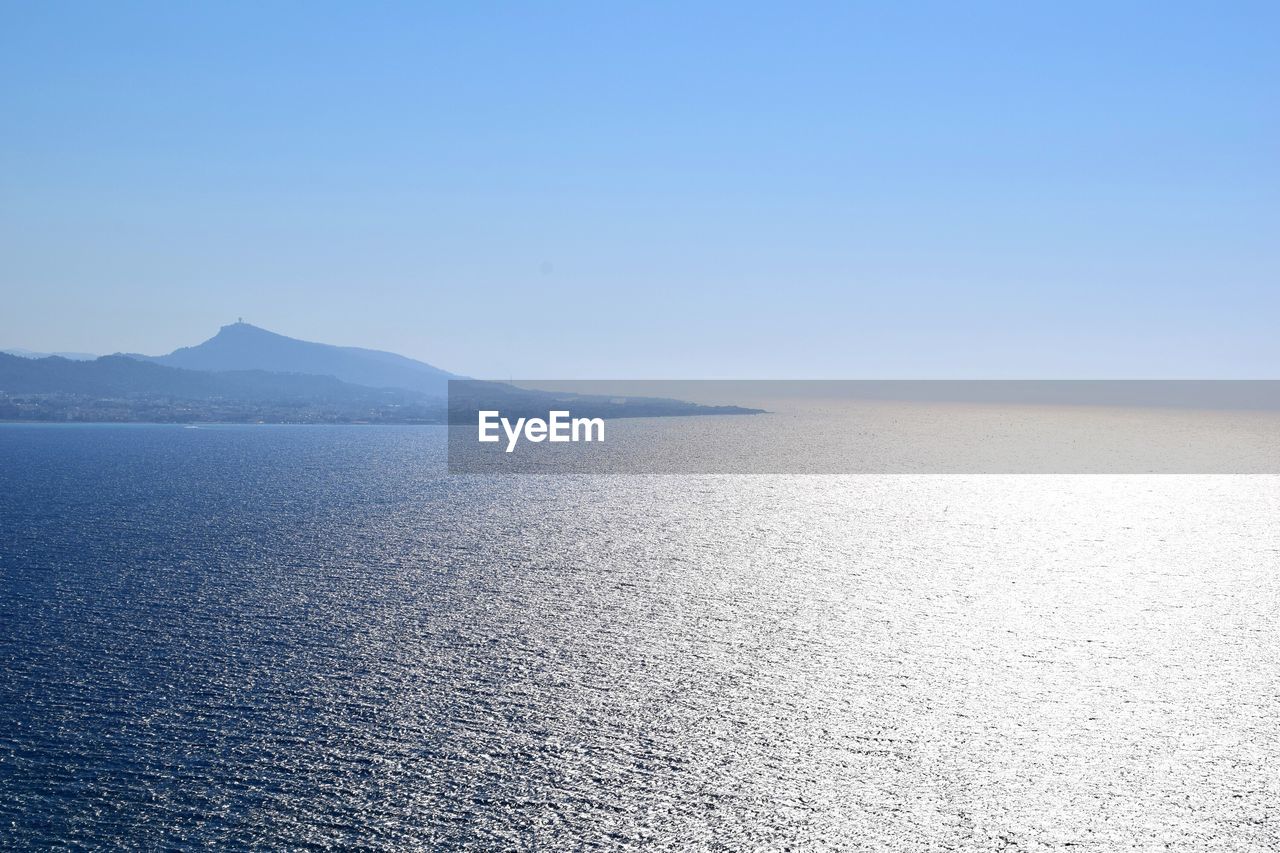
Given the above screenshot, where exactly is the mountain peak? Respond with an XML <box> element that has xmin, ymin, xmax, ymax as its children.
<box><xmin>148</xmin><ymin>323</ymin><xmax>458</xmax><ymax>396</ymax></box>
<box><xmin>215</xmin><ymin>320</ymin><xmax>273</xmax><ymax>336</ymax></box>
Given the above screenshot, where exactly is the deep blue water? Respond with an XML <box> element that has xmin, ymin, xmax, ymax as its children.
<box><xmin>3</xmin><ymin>424</ymin><xmax>1278</xmax><ymax>850</ymax></box>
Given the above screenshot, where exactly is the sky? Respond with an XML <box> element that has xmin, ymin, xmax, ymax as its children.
<box><xmin>2</xmin><ymin>1</ymin><xmax>1276</xmax><ymax>378</ymax></box>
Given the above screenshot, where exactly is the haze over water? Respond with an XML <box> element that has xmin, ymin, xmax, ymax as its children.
<box><xmin>2</xmin><ymin>423</ymin><xmax>1276</xmax><ymax>850</ymax></box>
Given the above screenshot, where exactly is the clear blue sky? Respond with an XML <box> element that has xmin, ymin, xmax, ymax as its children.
<box><xmin>2</xmin><ymin>1</ymin><xmax>1276</xmax><ymax>377</ymax></box>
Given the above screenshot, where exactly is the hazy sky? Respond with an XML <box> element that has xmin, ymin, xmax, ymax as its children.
<box><xmin>2</xmin><ymin>2</ymin><xmax>1276</xmax><ymax>377</ymax></box>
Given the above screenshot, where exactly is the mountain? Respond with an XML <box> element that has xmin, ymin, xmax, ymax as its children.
<box><xmin>0</xmin><ymin>352</ymin><xmax>426</xmax><ymax>403</ymax></box>
<box><xmin>3</xmin><ymin>348</ymin><xmax>97</xmax><ymax>361</ymax></box>
<box><xmin>4</xmin><ymin>324</ymin><xmax>764</xmax><ymax>424</ymax></box>
<box><xmin>0</xmin><ymin>353</ymin><xmax>759</xmax><ymax>424</ymax></box>
<box><xmin>0</xmin><ymin>352</ymin><xmax>444</xmax><ymax>423</ymax></box>
<box><xmin>137</xmin><ymin>322</ymin><xmax>458</xmax><ymax>396</ymax></box>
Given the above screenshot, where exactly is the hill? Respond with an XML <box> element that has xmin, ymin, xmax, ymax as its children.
<box><xmin>138</xmin><ymin>322</ymin><xmax>457</xmax><ymax>396</ymax></box>
<box><xmin>0</xmin><ymin>353</ymin><xmax>442</xmax><ymax>423</ymax></box>
<box><xmin>2</xmin><ymin>348</ymin><xmax>97</xmax><ymax>361</ymax></box>
<box><xmin>0</xmin><ymin>353</ymin><xmax>422</xmax><ymax>401</ymax></box>
<box><xmin>2</xmin><ymin>326</ymin><xmax>765</xmax><ymax>424</ymax></box>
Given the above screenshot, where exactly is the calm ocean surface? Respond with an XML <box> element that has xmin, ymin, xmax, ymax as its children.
<box><xmin>2</xmin><ymin>424</ymin><xmax>1277</xmax><ymax>850</ymax></box>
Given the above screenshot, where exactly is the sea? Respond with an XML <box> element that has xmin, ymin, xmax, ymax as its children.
<box><xmin>2</xmin><ymin>423</ymin><xmax>1277</xmax><ymax>850</ymax></box>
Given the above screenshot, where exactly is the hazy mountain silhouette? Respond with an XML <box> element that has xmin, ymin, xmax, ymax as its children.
<box><xmin>3</xmin><ymin>348</ymin><xmax>97</xmax><ymax>361</ymax></box>
<box><xmin>3</xmin><ymin>323</ymin><xmax>766</xmax><ymax>423</ymax></box>
<box><xmin>137</xmin><ymin>322</ymin><xmax>458</xmax><ymax>395</ymax></box>
<box><xmin>0</xmin><ymin>352</ymin><xmax>423</xmax><ymax>403</ymax></box>
<box><xmin>0</xmin><ymin>353</ymin><xmax>759</xmax><ymax>424</ymax></box>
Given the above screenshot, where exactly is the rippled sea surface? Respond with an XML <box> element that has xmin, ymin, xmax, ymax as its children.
<box><xmin>2</xmin><ymin>424</ymin><xmax>1278</xmax><ymax>850</ymax></box>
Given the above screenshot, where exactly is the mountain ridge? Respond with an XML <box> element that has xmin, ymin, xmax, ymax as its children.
<box><xmin>0</xmin><ymin>351</ymin><xmax>443</xmax><ymax>423</ymax></box>
<box><xmin>0</xmin><ymin>352</ymin><xmax>429</xmax><ymax>402</ymax></box>
<box><xmin>3</xmin><ymin>348</ymin><xmax>97</xmax><ymax>361</ymax></box>
<box><xmin>135</xmin><ymin>322</ymin><xmax>459</xmax><ymax>396</ymax></box>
